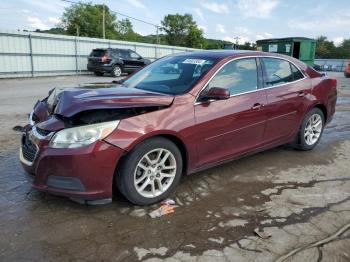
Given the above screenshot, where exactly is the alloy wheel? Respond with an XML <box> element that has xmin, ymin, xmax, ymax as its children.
<box><xmin>304</xmin><ymin>113</ymin><xmax>323</xmax><ymax>145</ymax></box>
<box><xmin>113</xmin><ymin>66</ymin><xmax>122</xmax><ymax>77</ymax></box>
<box><xmin>134</xmin><ymin>148</ymin><xmax>177</xmax><ymax>198</ymax></box>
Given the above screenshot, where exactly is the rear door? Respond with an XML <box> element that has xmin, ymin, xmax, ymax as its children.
<box><xmin>194</xmin><ymin>58</ymin><xmax>268</xmax><ymax>167</ymax></box>
<box><xmin>260</xmin><ymin>57</ymin><xmax>310</xmax><ymax>143</ymax></box>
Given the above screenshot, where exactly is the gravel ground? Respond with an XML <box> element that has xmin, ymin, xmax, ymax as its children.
<box><xmin>0</xmin><ymin>73</ymin><xmax>349</xmax><ymax>262</ymax></box>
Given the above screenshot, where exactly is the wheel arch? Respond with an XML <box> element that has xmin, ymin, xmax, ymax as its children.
<box><xmin>293</xmin><ymin>103</ymin><xmax>328</xmax><ymax>147</ymax></box>
<box><xmin>313</xmin><ymin>103</ymin><xmax>327</xmax><ymax>122</ymax></box>
<box><xmin>156</xmin><ymin>134</ymin><xmax>188</xmax><ymax>175</ymax></box>
<box><xmin>112</xmin><ymin>63</ymin><xmax>123</xmax><ymax>69</ymax></box>
<box><xmin>115</xmin><ymin>133</ymin><xmax>189</xmax><ymax>177</ymax></box>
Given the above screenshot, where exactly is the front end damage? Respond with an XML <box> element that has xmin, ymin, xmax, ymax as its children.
<box><xmin>19</xmin><ymin>83</ymin><xmax>174</xmax><ymax>204</ymax></box>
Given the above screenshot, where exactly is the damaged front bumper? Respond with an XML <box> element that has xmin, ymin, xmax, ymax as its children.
<box><xmin>20</xmin><ymin>128</ymin><xmax>125</xmax><ymax>204</ymax></box>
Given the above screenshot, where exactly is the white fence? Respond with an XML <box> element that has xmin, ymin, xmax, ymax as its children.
<box><xmin>0</xmin><ymin>29</ymin><xmax>198</xmax><ymax>78</ymax></box>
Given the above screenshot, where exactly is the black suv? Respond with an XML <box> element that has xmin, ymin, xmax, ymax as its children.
<box><xmin>87</xmin><ymin>48</ymin><xmax>151</xmax><ymax>77</ymax></box>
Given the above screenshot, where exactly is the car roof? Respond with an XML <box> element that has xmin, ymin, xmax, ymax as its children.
<box><xmin>172</xmin><ymin>49</ymin><xmax>300</xmax><ymax>62</ymax></box>
<box><xmin>92</xmin><ymin>48</ymin><xmax>131</xmax><ymax>51</ymax></box>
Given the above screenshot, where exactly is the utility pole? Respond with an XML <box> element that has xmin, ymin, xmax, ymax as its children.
<box><xmin>102</xmin><ymin>4</ymin><xmax>106</xmax><ymax>39</ymax></box>
<box><xmin>234</xmin><ymin>36</ymin><xmax>240</xmax><ymax>49</ymax></box>
<box><xmin>156</xmin><ymin>26</ymin><xmax>160</xmax><ymax>44</ymax></box>
<box><xmin>76</xmin><ymin>25</ymin><xmax>80</xmax><ymax>75</ymax></box>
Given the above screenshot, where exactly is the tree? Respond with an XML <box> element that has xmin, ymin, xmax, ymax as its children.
<box><xmin>161</xmin><ymin>13</ymin><xmax>205</xmax><ymax>48</ymax></box>
<box><xmin>117</xmin><ymin>18</ymin><xmax>139</xmax><ymax>41</ymax></box>
<box><xmin>35</xmin><ymin>27</ymin><xmax>66</xmax><ymax>35</ymax></box>
<box><xmin>186</xmin><ymin>24</ymin><xmax>205</xmax><ymax>48</ymax></box>
<box><xmin>61</xmin><ymin>3</ymin><xmax>142</xmax><ymax>41</ymax></box>
<box><xmin>315</xmin><ymin>36</ymin><xmax>335</xmax><ymax>58</ymax></box>
<box><xmin>238</xmin><ymin>42</ymin><xmax>257</xmax><ymax>50</ymax></box>
<box><xmin>61</xmin><ymin>3</ymin><xmax>118</xmax><ymax>38</ymax></box>
<box><xmin>205</xmin><ymin>38</ymin><xmax>231</xmax><ymax>49</ymax></box>
<box><xmin>336</xmin><ymin>39</ymin><xmax>350</xmax><ymax>59</ymax></box>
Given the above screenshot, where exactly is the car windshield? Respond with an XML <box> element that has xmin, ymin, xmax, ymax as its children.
<box><xmin>122</xmin><ymin>56</ymin><xmax>217</xmax><ymax>94</ymax></box>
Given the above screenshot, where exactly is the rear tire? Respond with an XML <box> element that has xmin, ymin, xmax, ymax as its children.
<box><xmin>293</xmin><ymin>108</ymin><xmax>324</xmax><ymax>151</ymax></box>
<box><xmin>116</xmin><ymin>137</ymin><xmax>183</xmax><ymax>205</ymax></box>
<box><xmin>112</xmin><ymin>65</ymin><xmax>122</xmax><ymax>77</ymax></box>
<box><xmin>94</xmin><ymin>72</ymin><xmax>104</xmax><ymax>76</ymax></box>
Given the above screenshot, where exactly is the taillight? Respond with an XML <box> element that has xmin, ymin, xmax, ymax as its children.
<box><xmin>101</xmin><ymin>55</ymin><xmax>109</xmax><ymax>63</ymax></box>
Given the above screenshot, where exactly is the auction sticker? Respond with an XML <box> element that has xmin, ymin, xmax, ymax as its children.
<box><xmin>182</xmin><ymin>59</ymin><xmax>206</xmax><ymax>64</ymax></box>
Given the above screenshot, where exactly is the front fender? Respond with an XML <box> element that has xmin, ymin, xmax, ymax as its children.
<box><xmin>104</xmin><ymin>94</ymin><xmax>197</xmax><ymax>172</ymax></box>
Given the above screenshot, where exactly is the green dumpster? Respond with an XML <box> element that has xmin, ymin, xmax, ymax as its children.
<box><xmin>256</xmin><ymin>37</ymin><xmax>316</xmax><ymax>66</ymax></box>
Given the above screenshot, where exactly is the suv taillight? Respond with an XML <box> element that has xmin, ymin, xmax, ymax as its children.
<box><xmin>101</xmin><ymin>54</ymin><xmax>109</xmax><ymax>63</ymax></box>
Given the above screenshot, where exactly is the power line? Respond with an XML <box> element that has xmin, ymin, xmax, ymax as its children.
<box><xmin>111</xmin><ymin>10</ymin><xmax>159</xmax><ymax>28</ymax></box>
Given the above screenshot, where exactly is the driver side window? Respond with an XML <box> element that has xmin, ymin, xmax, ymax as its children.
<box><xmin>207</xmin><ymin>58</ymin><xmax>258</xmax><ymax>96</ymax></box>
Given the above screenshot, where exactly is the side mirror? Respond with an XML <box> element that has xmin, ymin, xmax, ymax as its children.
<box><xmin>137</xmin><ymin>56</ymin><xmax>142</xmax><ymax>60</ymax></box>
<box><xmin>201</xmin><ymin>87</ymin><xmax>230</xmax><ymax>101</ymax></box>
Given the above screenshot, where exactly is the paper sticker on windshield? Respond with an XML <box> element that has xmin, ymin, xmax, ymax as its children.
<box><xmin>182</xmin><ymin>59</ymin><xmax>206</xmax><ymax>65</ymax></box>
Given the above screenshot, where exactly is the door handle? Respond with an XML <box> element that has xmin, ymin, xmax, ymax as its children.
<box><xmin>298</xmin><ymin>91</ymin><xmax>306</xmax><ymax>97</ymax></box>
<box><xmin>251</xmin><ymin>103</ymin><xmax>263</xmax><ymax>110</ymax></box>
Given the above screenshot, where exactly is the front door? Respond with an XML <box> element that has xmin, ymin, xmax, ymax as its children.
<box><xmin>194</xmin><ymin>58</ymin><xmax>268</xmax><ymax>167</ymax></box>
<box><xmin>128</xmin><ymin>50</ymin><xmax>145</xmax><ymax>70</ymax></box>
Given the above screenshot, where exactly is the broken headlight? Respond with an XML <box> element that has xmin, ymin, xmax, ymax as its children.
<box><xmin>49</xmin><ymin>120</ymin><xmax>120</xmax><ymax>148</ymax></box>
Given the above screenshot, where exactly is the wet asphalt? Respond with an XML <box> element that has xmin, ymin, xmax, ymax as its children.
<box><xmin>0</xmin><ymin>72</ymin><xmax>349</xmax><ymax>261</ymax></box>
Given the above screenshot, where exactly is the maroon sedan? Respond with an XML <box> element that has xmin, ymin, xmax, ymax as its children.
<box><xmin>20</xmin><ymin>51</ymin><xmax>337</xmax><ymax>205</ymax></box>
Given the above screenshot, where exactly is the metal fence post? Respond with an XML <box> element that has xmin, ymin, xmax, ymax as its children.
<box><xmin>28</xmin><ymin>34</ymin><xmax>34</xmax><ymax>77</ymax></box>
<box><xmin>154</xmin><ymin>45</ymin><xmax>157</xmax><ymax>60</ymax></box>
<box><xmin>74</xmin><ymin>37</ymin><xmax>78</xmax><ymax>75</ymax></box>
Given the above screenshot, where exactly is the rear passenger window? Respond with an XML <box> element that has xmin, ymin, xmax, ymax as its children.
<box><xmin>262</xmin><ymin>58</ymin><xmax>293</xmax><ymax>87</ymax></box>
<box><xmin>291</xmin><ymin>64</ymin><xmax>304</xmax><ymax>81</ymax></box>
<box><xmin>207</xmin><ymin>58</ymin><xmax>258</xmax><ymax>96</ymax></box>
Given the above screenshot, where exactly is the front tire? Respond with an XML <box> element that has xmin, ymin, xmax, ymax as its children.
<box><xmin>116</xmin><ymin>137</ymin><xmax>183</xmax><ymax>205</ymax></box>
<box><xmin>111</xmin><ymin>65</ymin><xmax>122</xmax><ymax>77</ymax></box>
<box><xmin>294</xmin><ymin>108</ymin><xmax>324</xmax><ymax>150</ymax></box>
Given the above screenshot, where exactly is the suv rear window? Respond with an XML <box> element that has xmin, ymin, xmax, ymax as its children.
<box><xmin>90</xmin><ymin>49</ymin><xmax>107</xmax><ymax>57</ymax></box>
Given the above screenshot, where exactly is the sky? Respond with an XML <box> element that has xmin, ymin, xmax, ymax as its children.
<box><xmin>0</xmin><ymin>0</ymin><xmax>349</xmax><ymax>45</ymax></box>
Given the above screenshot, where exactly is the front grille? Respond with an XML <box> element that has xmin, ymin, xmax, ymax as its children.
<box><xmin>35</xmin><ymin>127</ymin><xmax>52</xmax><ymax>137</ymax></box>
<box><xmin>22</xmin><ymin>136</ymin><xmax>38</xmax><ymax>162</ymax></box>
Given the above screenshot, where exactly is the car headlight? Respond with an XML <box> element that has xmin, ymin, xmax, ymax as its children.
<box><xmin>49</xmin><ymin>120</ymin><xmax>120</xmax><ymax>148</ymax></box>
<box><xmin>29</xmin><ymin>110</ymin><xmax>35</xmax><ymax>126</ymax></box>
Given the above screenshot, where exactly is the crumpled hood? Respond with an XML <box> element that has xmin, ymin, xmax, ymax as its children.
<box><xmin>46</xmin><ymin>83</ymin><xmax>174</xmax><ymax>117</ymax></box>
